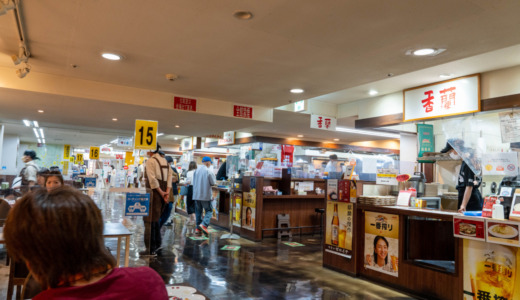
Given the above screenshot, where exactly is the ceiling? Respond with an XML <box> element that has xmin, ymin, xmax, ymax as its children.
<box><xmin>1</xmin><ymin>0</ymin><xmax>520</xmax><ymax>147</ymax></box>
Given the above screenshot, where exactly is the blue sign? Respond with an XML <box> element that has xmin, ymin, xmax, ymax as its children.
<box><xmin>125</xmin><ymin>193</ymin><xmax>150</xmax><ymax>216</ymax></box>
<box><xmin>84</xmin><ymin>177</ymin><xmax>96</xmax><ymax>188</ymax></box>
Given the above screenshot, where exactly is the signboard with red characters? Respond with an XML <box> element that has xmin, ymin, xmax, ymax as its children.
<box><xmin>403</xmin><ymin>74</ymin><xmax>480</xmax><ymax>122</ymax></box>
<box><xmin>173</xmin><ymin>96</ymin><xmax>197</xmax><ymax>112</ymax></box>
<box><xmin>310</xmin><ymin>114</ymin><xmax>337</xmax><ymax>131</ymax></box>
<box><xmin>453</xmin><ymin>216</ymin><xmax>486</xmax><ymax>242</ymax></box>
<box><xmin>233</xmin><ymin>105</ymin><xmax>253</xmax><ymax>119</ymax></box>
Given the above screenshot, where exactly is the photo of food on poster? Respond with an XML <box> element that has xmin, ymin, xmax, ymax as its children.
<box><xmin>364</xmin><ymin>212</ymin><xmax>399</xmax><ymax>277</ymax></box>
<box><xmin>242</xmin><ymin>191</ymin><xmax>256</xmax><ymax>231</ymax></box>
<box><xmin>232</xmin><ymin>193</ymin><xmax>242</xmax><ymax>227</ymax></box>
<box><xmin>327</xmin><ymin>179</ymin><xmax>338</xmax><ymax>201</ymax></box>
<box><xmin>325</xmin><ymin>202</ymin><xmax>353</xmax><ymax>258</ymax></box>
<box><xmin>463</xmin><ymin>239</ymin><xmax>520</xmax><ymax>300</ymax></box>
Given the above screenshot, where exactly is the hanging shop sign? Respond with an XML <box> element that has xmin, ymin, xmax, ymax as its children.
<box><xmin>403</xmin><ymin>74</ymin><xmax>480</xmax><ymax>122</ymax></box>
<box><xmin>117</xmin><ymin>136</ymin><xmax>133</xmax><ymax>147</ymax></box>
<box><xmin>125</xmin><ymin>151</ymin><xmax>135</xmax><ymax>165</ymax></box>
<box><xmin>325</xmin><ymin>202</ymin><xmax>354</xmax><ymax>258</ymax></box>
<box><xmin>62</xmin><ymin>161</ymin><xmax>69</xmax><ymax>175</ymax></box>
<box><xmin>181</xmin><ymin>137</ymin><xmax>194</xmax><ymax>151</ymax></box>
<box><xmin>115</xmin><ymin>154</ymin><xmax>124</xmax><ymax>160</ymax></box>
<box><xmin>125</xmin><ymin>193</ymin><xmax>150</xmax><ymax>216</ymax></box>
<box><xmin>63</xmin><ymin>144</ymin><xmax>71</xmax><ymax>159</ymax></box>
<box><xmin>499</xmin><ymin>111</ymin><xmax>520</xmax><ymax>143</ymax></box>
<box><xmin>310</xmin><ymin>114</ymin><xmax>337</xmax><ymax>131</ymax></box>
<box><xmin>89</xmin><ymin>147</ymin><xmax>100</xmax><ymax>160</ymax></box>
<box><xmin>76</xmin><ymin>153</ymin><xmax>84</xmax><ymax>164</ymax></box>
<box><xmin>134</xmin><ymin>120</ymin><xmax>158</xmax><ymax>150</ymax></box>
<box><xmin>233</xmin><ymin>105</ymin><xmax>253</xmax><ymax>119</ymax></box>
<box><xmin>417</xmin><ymin>124</ymin><xmax>434</xmax><ymax>158</ymax></box>
<box><xmin>173</xmin><ymin>96</ymin><xmax>197</xmax><ymax>112</ymax></box>
<box><xmin>481</xmin><ymin>152</ymin><xmax>518</xmax><ymax>176</ymax></box>
<box><xmin>218</xmin><ymin>131</ymin><xmax>236</xmax><ymax>146</ymax></box>
<box><xmin>294</xmin><ymin>100</ymin><xmax>306</xmax><ymax>112</ymax></box>
<box><xmin>364</xmin><ymin>212</ymin><xmax>399</xmax><ymax>277</ymax></box>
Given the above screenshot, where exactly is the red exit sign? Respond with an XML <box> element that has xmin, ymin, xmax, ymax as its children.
<box><xmin>233</xmin><ymin>105</ymin><xmax>253</xmax><ymax>119</ymax></box>
<box><xmin>174</xmin><ymin>97</ymin><xmax>197</xmax><ymax>112</ymax></box>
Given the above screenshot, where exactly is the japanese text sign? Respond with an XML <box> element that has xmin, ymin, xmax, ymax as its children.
<box><xmin>125</xmin><ymin>193</ymin><xmax>150</xmax><ymax>216</ymax></box>
<box><xmin>173</xmin><ymin>96</ymin><xmax>197</xmax><ymax>112</ymax></box>
<box><xmin>233</xmin><ymin>105</ymin><xmax>253</xmax><ymax>119</ymax></box>
<box><xmin>63</xmin><ymin>144</ymin><xmax>71</xmax><ymax>159</ymax></box>
<box><xmin>417</xmin><ymin>124</ymin><xmax>435</xmax><ymax>158</ymax></box>
<box><xmin>218</xmin><ymin>131</ymin><xmax>235</xmax><ymax>146</ymax></box>
<box><xmin>403</xmin><ymin>74</ymin><xmax>480</xmax><ymax>122</ymax></box>
<box><xmin>311</xmin><ymin>114</ymin><xmax>337</xmax><ymax>131</ymax></box>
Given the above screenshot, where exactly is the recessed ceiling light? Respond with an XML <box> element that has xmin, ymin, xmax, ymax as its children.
<box><xmin>440</xmin><ymin>73</ymin><xmax>454</xmax><ymax>78</ymax></box>
<box><xmin>297</xmin><ymin>135</ymin><xmax>304</xmax><ymax>138</ymax></box>
<box><xmin>23</xmin><ymin>119</ymin><xmax>31</xmax><ymax>127</ymax></box>
<box><xmin>233</xmin><ymin>10</ymin><xmax>253</xmax><ymax>20</ymax></box>
<box><xmin>174</xmin><ymin>125</ymin><xmax>180</xmax><ymax>128</ymax></box>
<box><xmin>290</xmin><ymin>88</ymin><xmax>304</xmax><ymax>94</ymax></box>
<box><xmin>101</xmin><ymin>53</ymin><xmax>122</xmax><ymax>61</ymax></box>
<box><xmin>369</xmin><ymin>90</ymin><xmax>378</xmax><ymax>96</ymax></box>
<box><xmin>38</xmin><ymin>109</ymin><xmax>44</xmax><ymax>113</ymax></box>
<box><xmin>174</xmin><ymin>137</ymin><xmax>178</xmax><ymax>140</ymax></box>
<box><xmin>412</xmin><ymin>48</ymin><xmax>436</xmax><ymax>56</ymax></box>
<box><xmin>157</xmin><ymin>133</ymin><xmax>164</xmax><ymax>137</ymax></box>
<box><xmin>112</xmin><ymin>118</ymin><xmax>118</xmax><ymax>121</ymax></box>
<box><xmin>333</xmin><ymin>138</ymin><xmax>340</xmax><ymax>141</ymax></box>
<box><xmin>33</xmin><ymin>121</ymin><xmax>39</xmax><ymax>128</ymax></box>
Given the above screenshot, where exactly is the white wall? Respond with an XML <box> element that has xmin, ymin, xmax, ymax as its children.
<box><xmin>1</xmin><ymin>135</ymin><xmax>20</xmax><ymax>175</ymax></box>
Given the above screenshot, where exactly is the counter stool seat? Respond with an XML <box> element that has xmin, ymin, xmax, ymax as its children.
<box><xmin>314</xmin><ymin>208</ymin><xmax>325</xmax><ymax>237</ymax></box>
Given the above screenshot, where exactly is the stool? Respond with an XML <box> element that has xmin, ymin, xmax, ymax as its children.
<box><xmin>314</xmin><ymin>208</ymin><xmax>325</xmax><ymax>236</ymax></box>
<box><xmin>277</xmin><ymin>214</ymin><xmax>292</xmax><ymax>239</ymax></box>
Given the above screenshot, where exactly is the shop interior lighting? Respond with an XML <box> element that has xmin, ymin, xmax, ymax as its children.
<box><xmin>39</xmin><ymin>128</ymin><xmax>44</xmax><ymax>139</ymax></box>
<box><xmin>406</xmin><ymin>48</ymin><xmax>446</xmax><ymax>57</ymax></box>
<box><xmin>336</xmin><ymin>126</ymin><xmax>400</xmax><ymax>139</ymax></box>
<box><xmin>333</xmin><ymin>138</ymin><xmax>340</xmax><ymax>141</ymax></box>
<box><xmin>33</xmin><ymin>128</ymin><xmax>40</xmax><ymax>139</ymax></box>
<box><xmin>23</xmin><ymin>119</ymin><xmax>31</xmax><ymax>127</ymax></box>
<box><xmin>233</xmin><ymin>10</ymin><xmax>253</xmax><ymax>20</ymax></box>
<box><xmin>290</xmin><ymin>88</ymin><xmax>304</xmax><ymax>94</ymax></box>
<box><xmin>0</xmin><ymin>0</ymin><xmax>15</xmax><ymax>16</ymax></box>
<box><xmin>109</xmin><ymin>139</ymin><xmax>118</xmax><ymax>144</ymax></box>
<box><xmin>112</xmin><ymin>118</ymin><xmax>118</xmax><ymax>121</ymax></box>
<box><xmin>297</xmin><ymin>135</ymin><xmax>304</xmax><ymax>138</ymax></box>
<box><xmin>157</xmin><ymin>133</ymin><xmax>164</xmax><ymax>137</ymax></box>
<box><xmin>368</xmin><ymin>90</ymin><xmax>378</xmax><ymax>96</ymax></box>
<box><xmin>38</xmin><ymin>109</ymin><xmax>44</xmax><ymax>113</ymax></box>
<box><xmin>102</xmin><ymin>53</ymin><xmax>122</xmax><ymax>61</ymax></box>
<box><xmin>42</xmin><ymin>139</ymin><xmax>46</xmax><ymax>144</ymax></box>
<box><xmin>174</xmin><ymin>125</ymin><xmax>180</xmax><ymax>128</ymax></box>
<box><xmin>174</xmin><ymin>137</ymin><xmax>178</xmax><ymax>140</ymax></box>
<box><xmin>33</xmin><ymin>121</ymin><xmax>39</xmax><ymax>127</ymax></box>
<box><xmin>37</xmin><ymin>138</ymin><xmax>41</xmax><ymax>144</ymax></box>
<box><xmin>440</xmin><ymin>73</ymin><xmax>454</xmax><ymax>78</ymax></box>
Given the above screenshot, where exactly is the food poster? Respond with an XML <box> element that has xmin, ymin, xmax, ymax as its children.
<box><xmin>486</xmin><ymin>219</ymin><xmax>520</xmax><ymax>247</ymax></box>
<box><xmin>325</xmin><ymin>201</ymin><xmax>353</xmax><ymax>258</ymax></box>
<box><xmin>232</xmin><ymin>193</ymin><xmax>242</xmax><ymax>227</ymax></box>
<box><xmin>364</xmin><ymin>212</ymin><xmax>399</xmax><ymax>277</ymax></box>
<box><xmin>211</xmin><ymin>188</ymin><xmax>220</xmax><ymax>220</ymax></box>
<box><xmin>327</xmin><ymin>179</ymin><xmax>338</xmax><ymax>201</ymax></box>
<box><xmin>463</xmin><ymin>239</ymin><xmax>520</xmax><ymax>300</ymax></box>
<box><xmin>453</xmin><ymin>216</ymin><xmax>486</xmax><ymax>241</ymax></box>
<box><xmin>242</xmin><ymin>190</ymin><xmax>256</xmax><ymax>231</ymax></box>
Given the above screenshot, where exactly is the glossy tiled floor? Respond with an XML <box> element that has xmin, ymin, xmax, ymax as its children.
<box><xmin>0</xmin><ymin>191</ymin><xmax>418</xmax><ymax>299</ymax></box>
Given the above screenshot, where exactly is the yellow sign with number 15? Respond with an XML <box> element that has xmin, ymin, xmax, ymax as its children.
<box><xmin>90</xmin><ymin>147</ymin><xmax>100</xmax><ymax>160</ymax></box>
<box><xmin>134</xmin><ymin>120</ymin><xmax>158</xmax><ymax>150</ymax></box>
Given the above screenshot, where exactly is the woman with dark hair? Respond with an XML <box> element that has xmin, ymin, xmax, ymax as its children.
<box><xmin>365</xmin><ymin>235</ymin><xmax>395</xmax><ymax>272</ymax></box>
<box><xmin>4</xmin><ymin>187</ymin><xmax>168</xmax><ymax>299</ymax></box>
<box><xmin>45</xmin><ymin>171</ymin><xmax>64</xmax><ymax>191</ymax></box>
<box><xmin>36</xmin><ymin>167</ymin><xmax>50</xmax><ymax>187</ymax></box>
<box><xmin>185</xmin><ymin>161</ymin><xmax>198</xmax><ymax>224</ymax></box>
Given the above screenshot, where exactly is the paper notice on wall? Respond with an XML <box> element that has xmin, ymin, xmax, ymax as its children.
<box><xmin>481</xmin><ymin>152</ymin><xmax>519</xmax><ymax>176</ymax></box>
<box><xmin>362</xmin><ymin>157</ymin><xmax>377</xmax><ymax>174</ymax></box>
<box><xmin>499</xmin><ymin>111</ymin><xmax>520</xmax><ymax>143</ymax></box>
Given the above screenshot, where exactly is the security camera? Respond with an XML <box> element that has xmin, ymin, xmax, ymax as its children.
<box><xmin>165</xmin><ymin>73</ymin><xmax>178</xmax><ymax>81</ymax></box>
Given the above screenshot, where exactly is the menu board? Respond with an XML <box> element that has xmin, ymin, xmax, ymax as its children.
<box><xmin>453</xmin><ymin>216</ymin><xmax>486</xmax><ymax>241</ymax></box>
<box><xmin>486</xmin><ymin>219</ymin><xmax>520</xmax><ymax>247</ymax></box>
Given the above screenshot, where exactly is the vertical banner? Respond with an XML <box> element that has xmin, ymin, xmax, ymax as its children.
<box><xmin>242</xmin><ymin>191</ymin><xmax>256</xmax><ymax>231</ymax></box>
<box><xmin>417</xmin><ymin>124</ymin><xmax>434</xmax><ymax>158</ymax></box>
<box><xmin>232</xmin><ymin>193</ymin><xmax>242</xmax><ymax>227</ymax></box>
<box><xmin>325</xmin><ymin>202</ymin><xmax>354</xmax><ymax>258</ymax></box>
<box><xmin>463</xmin><ymin>239</ymin><xmax>520</xmax><ymax>300</ymax></box>
<box><xmin>63</xmin><ymin>144</ymin><xmax>71</xmax><ymax>160</ymax></box>
<box><xmin>364</xmin><ymin>211</ymin><xmax>399</xmax><ymax>277</ymax></box>
<box><xmin>125</xmin><ymin>151</ymin><xmax>135</xmax><ymax>166</ymax></box>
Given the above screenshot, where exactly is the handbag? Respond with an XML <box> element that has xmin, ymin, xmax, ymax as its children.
<box><xmin>12</xmin><ymin>176</ymin><xmax>22</xmax><ymax>188</ymax></box>
<box><xmin>180</xmin><ymin>185</ymin><xmax>188</xmax><ymax>196</ymax></box>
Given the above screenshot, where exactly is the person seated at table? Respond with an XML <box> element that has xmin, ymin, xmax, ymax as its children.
<box><xmin>45</xmin><ymin>171</ymin><xmax>64</xmax><ymax>191</ymax></box>
<box><xmin>4</xmin><ymin>187</ymin><xmax>168</xmax><ymax>299</ymax></box>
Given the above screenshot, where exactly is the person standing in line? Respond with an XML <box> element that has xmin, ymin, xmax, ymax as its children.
<box><xmin>159</xmin><ymin>156</ymin><xmax>179</xmax><ymax>227</ymax></box>
<box><xmin>142</xmin><ymin>146</ymin><xmax>172</xmax><ymax>255</ymax></box>
<box><xmin>110</xmin><ymin>165</ymin><xmax>117</xmax><ymax>187</ymax></box>
<box><xmin>17</xmin><ymin>150</ymin><xmax>40</xmax><ymax>194</ymax></box>
<box><xmin>137</xmin><ymin>160</ymin><xmax>147</xmax><ymax>188</ymax></box>
<box><xmin>185</xmin><ymin>161</ymin><xmax>198</xmax><ymax>225</ymax></box>
<box><xmin>192</xmin><ymin>157</ymin><xmax>216</xmax><ymax>235</ymax></box>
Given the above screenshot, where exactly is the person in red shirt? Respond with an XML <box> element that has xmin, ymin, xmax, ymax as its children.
<box><xmin>4</xmin><ymin>187</ymin><xmax>168</xmax><ymax>299</ymax></box>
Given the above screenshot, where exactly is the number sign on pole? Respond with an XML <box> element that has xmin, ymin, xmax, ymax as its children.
<box><xmin>90</xmin><ymin>147</ymin><xmax>100</xmax><ymax>160</ymax></box>
<box><xmin>134</xmin><ymin>120</ymin><xmax>158</xmax><ymax>150</ymax></box>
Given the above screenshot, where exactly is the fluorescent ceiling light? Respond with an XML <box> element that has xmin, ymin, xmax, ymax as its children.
<box><xmin>39</xmin><ymin>128</ymin><xmax>44</xmax><ymax>139</ymax></box>
<box><xmin>33</xmin><ymin>121</ymin><xmax>39</xmax><ymax>127</ymax></box>
<box><xmin>23</xmin><ymin>119</ymin><xmax>31</xmax><ymax>127</ymax></box>
<box><xmin>42</xmin><ymin>139</ymin><xmax>46</xmax><ymax>143</ymax></box>
<box><xmin>297</xmin><ymin>135</ymin><xmax>304</xmax><ymax>138</ymax></box>
<box><xmin>174</xmin><ymin>137</ymin><xmax>178</xmax><ymax>140</ymax></box>
<box><xmin>157</xmin><ymin>133</ymin><xmax>164</xmax><ymax>137</ymax></box>
<box><xmin>110</xmin><ymin>139</ymin><xmax>118</xmax><ymax>144</ymax></box>
<box><xmin>369</xmin><ymin>90</ymin><xmax>378</xmax><ymax>96</ymax></box>
<box><xmin>37</xmin><ymin>138</ymin><xmax>41</xmax><ymax>143</ymax></box>
<box><xmin>112</xmin><ymin>118</ymin><xmax>118</xmax><ymax>121</ymax></box>
<box><xmin>33</xmin><ymin>128</ymin><xmax>40</xmax><ymax>138</ymax></box>
<box><xmin>290</xmin><ymin>88</ymin><xmax>304</xmax><ymax>94</ymax></box>
<box><xmin>174</xmin><ymin>125</ymin><xmax>180</xmax><ymax>128</ymax></box>
<box><xmin>102</xmin><ymin>53</ymin><xmax>122</xmax><ymax>61</ymax></box>
<box><xmin>333</xmin><ymin>138</ymin><xmax>340</xmax><ymax>141</ymax></box>
<box><xmin>336</xmin><ymin>126</ymin><xmax>400</xmax><ymax>139</ymax></box>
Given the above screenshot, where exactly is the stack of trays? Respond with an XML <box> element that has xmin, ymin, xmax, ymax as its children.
<box><xmin>357</xmin><ymin>196</ymin><xmax>397</xmax><ymax>206</ymax></box>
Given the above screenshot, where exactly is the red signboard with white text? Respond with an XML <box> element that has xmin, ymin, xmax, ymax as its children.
<box><xmin>233</xmin><ymin>105</ymin><xmax>253</xmax><ymax>119</ymax></box>
<box><xmin>403</xmin><ymin>74</ymin><xmax>480</xmax><ymax>122</ymax></box>
<box><xmin>173</xmin><ymin>96</ymin><xmax>197</xmax><ymax>112</ymax></box>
